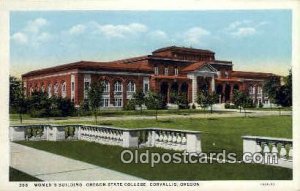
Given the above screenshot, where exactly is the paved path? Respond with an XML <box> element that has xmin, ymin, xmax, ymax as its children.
<box><xmin>10</xmin><ymin>110</ymin><xmax>292</xmax><ymax>125</ymax></box>
<box><xmin>10</xmin><ymin>142</ymin><xmax>143</xmax><ymax>181</ymax></box>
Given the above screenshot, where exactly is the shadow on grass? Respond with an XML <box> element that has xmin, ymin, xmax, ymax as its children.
<box><xmin>158</xmin><ymin>120</ymin><xmax>173</xmax><ymax>123</ymax></box>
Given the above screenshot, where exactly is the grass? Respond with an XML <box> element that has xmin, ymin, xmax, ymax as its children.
<box><xmin>17</xmin><ymin>141</ymin><xmax>292</xmax><ymax>180</ymax></box>
<box><xmin>15</xmin><ymin>115</ymin><xmax>292</xmax><ymax>180</ymax></box>
<box><xmin>59</xmin><ymin>115</ymin><xmax>292</xmax><ymax>158</ymax></box>
<box><xmin>9</xmin><ymin>167</ymin><xmax>41</xmax><ymax>181</ymax></box>
<box><xmin>9</xmin><ymin>109</ymin><xmax>230</xmax><ymax>121</ymax></box>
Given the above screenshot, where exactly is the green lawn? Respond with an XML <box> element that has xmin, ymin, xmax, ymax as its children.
<box><xmin>16</xmin><ymin>115</ymin><xmax>292</xmax><ymax>180</ymax></box>
<box><xmin>63</xmin><ymin>115</ymin><xmax>292</xmax><ymax>158</ymax></box>
<box><xmin>10</xmin><ymin>109</ymin><xmax>229</xmax><ymax>121</ymax></box>
<box><xmin>17</xmin><ymin>141</ymin><xmax>292</xmax><ymax>180</ymax></box>
<box><xmin>9</xmin><ymin>167</ymin><xmax>41</xmax><ymax>181</ymax></box>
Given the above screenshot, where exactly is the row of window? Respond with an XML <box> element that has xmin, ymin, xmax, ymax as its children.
<box><xmin>248</xmin><ymin>86</ymin><xmax>263</xmax><ymax>95</ymax></box>
<box><xmin>84</xmin><ymin>80</ymin><xmax>137</xmax><ymax>93</ymax></box>
<box><xmin>29</xmin><ymin>82</ymin><xmax>67</xmax><ymax>98</ymax></box>
<box><xmin>154</xmin><ymin>66</ymin><xmax>178</xmax><ymax>76</ymax></box>
<box><xmin>101</xmin><ymin>98</ymin><xmax>122</xmax><ymax>107</ymax></box>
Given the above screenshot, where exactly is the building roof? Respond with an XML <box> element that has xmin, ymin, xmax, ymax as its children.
<box><xmin>152</xmin><ymin>75</ymin><xmax>189</xmax><ymax>80</ymax></box>
<box><xmin>22</xmin><ymin>59</ymin><xmax>153</xmax><ymax>78</ymax></box>
<box><xmin>152</xmin><ymin>46</ymin><xmax>215</xmax><ymax>54</ymax></box>
<box><xmin>215</xmin><ymin>78</ymin><xmax>242</xmax><ymax>82</ymax></box>
<box><xmin>231</xmin><ymin>71</ymin><xmax>277</xmax><ymax>79</ymax></box>
<box><xmin>181</xmin><ymin>62</ymin><xmax>207</xmax><ymax>72</ymax></box>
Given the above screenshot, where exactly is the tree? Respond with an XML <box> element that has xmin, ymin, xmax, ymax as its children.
<box><xmin>275</xmin><ymin>70</ymin><xmax>292</xmax><ymax>107</ymax></box>
<box><xmin>27</xmin><ymin>91</ymin><xmax>52</xmax><ymax>118</ymax></box>
<box><xmin>197</xmin><ymin>90</ymin><xmax>218</xmax><ymax>113</ymax></box>
<box><xmin>88</xmin><ymin>81</ymin><xmax>104</xmax><ymax>124</ymax></box>
<box><xmin>263</xmin><ymin>70</ymin><xmax>292</xmax><ymax>107</ymax></box>
<box><xmin>133</xmin><ymin>89</ymin><xmax>145</xmax><ymax>114</ymax></box>
<box><xmin>170</xmin><ymin>92</ymin><xmax>189</xmax><ymax>109</ymax></box>
<box><xmin>263</xmin><ymin>76</ymin><xmax>281</xmax><ymax>107</ymax></box>
<box><xmin>145</xmin><ymin>91</ymin><xmax>163</xmax><ymax>121</ymax></box>
<box><xmin>9</xmin><ymin>76</ymin><xmax>27</xmax><ymax>123</ymax></box>
<box><xmin>232</xmin><ymin>90</ymin><xmax>253</xmax><ymax>116</ymax></box>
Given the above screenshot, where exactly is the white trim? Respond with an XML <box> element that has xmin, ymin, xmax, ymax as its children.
<box><xmin>24</xmin><ymin>69</ymin><xmax>78</xmax><ymax>81</ymax></box>
<box><xmin>79</xmin><ymin>70</ymin><xmax>151</xmax><ymax>77</ymax></box>
<box><xmin>24</xmin><ymin>69</ymin><xmax>150</xmax><ymax>81</ymax></box>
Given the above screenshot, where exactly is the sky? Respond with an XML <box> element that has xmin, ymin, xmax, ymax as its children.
<box><xmin>10</xmin><ymin>10</ymin><xmax>292</xmax><ymax>77</ymax></box>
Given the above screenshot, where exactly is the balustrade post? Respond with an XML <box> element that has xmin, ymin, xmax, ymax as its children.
<box><xmin>242</xmin><ymin>137</ymin><xmax>258</xmax><ymax>154</ymax></box>
<box><xmin>122</xmin><ymin>130</ymin><xmax>139</xmax><ymax>148</ymax></box>
<box><xmin>186</xmin><ymin>133</ymin><xmax>201</xmax><ymax>153</ymax></box>
<box><xmin>10</xmin><ymin>126</ymin><xmax>26</xmax><ymax>141</ymax></box>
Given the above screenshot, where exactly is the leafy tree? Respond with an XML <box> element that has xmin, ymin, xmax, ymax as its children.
<box><xmin>133</xmin><ymin>89</ymin><xmax>145</xmax><ymax>114</ymax></box>
<box><xmin>27</xmin><ymin>91</ymin><xmax>52</xmax><ymax>118</ymax></box>
<box><xmin>232</xmin><ymin>90</ymin><xmax>253</xmax><ymax>116</ymax></box>
<box><xmin>9</xmin><ymin>76</ymin><xmax>27</xmax><ymax>123</ymax></box>
<box><xmin>87</xmin><ymin>81</ymin><xmax>104</xmax><ymax>124</ymax></box>
<box><xmin>51</xmin><ymin>97</ymin><xmax>75</xmax><ymax>117</ymax></box>
<box><xmin>263</xmin><ymin>70</ymin><xmax>292</xmax><ymax>107</ymax></box>
<box><xmin>170</xmin><ymin>92</ymin><xmax>189</xmax><ymax>109</ymax></box>
<box><xmin>145</xmin><ymin>91</ymin><xmax>163</xmax><ymax>121</ymax></box>
<box><xmin>263</xmin><ymin>76</ymin><xmax>281</xmax><ymax>107</ymax></box>
<box><xmin>197</xmin><ymin>90</ymin><xmax>218</xmax><ymax>113</ymax></box>
<box><xmin>275</xmin><ymin>70</ymin><xmax>292</xmax><ymax>107</ymax></box>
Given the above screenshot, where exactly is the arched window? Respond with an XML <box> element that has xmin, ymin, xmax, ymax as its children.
<box><xmin>54</xmin><ymin>83</ymin><xmax>59</xmax><ymax>96</ymax></box>
<box><xmin>48</xmin><ymin>84</ymin><xmax>52</xmax><ymax>98</ymax></box>
<box><xmin>127</xmin><ymin>81</ymin><xmax>136</xmax><ymax>92</ymax></box>
<box><xmin>102</xmin><ymin>81</ymin><xmax>110</xmax><ymax>93</ymax></box>
<box><xmin>41</xmin><ymin>85</ymin><xmax>45</xmax><ymax>93</ymax></box>
<box><xmin>114</xmin><ymin>81</ymin><xmax>122</xmax><ymax>92</ymax></box>
<box><xmin>61</xmin><ymin>82</ymin><xmax>66</xmax><ymax>98</ymax></box>
<box><xmin>258</xmin><ymin>86</ymin><xmax>262</xmax><ymax>93</ymax></box>
<box><xmin>30</xmin><ymin>87</ymin><xmax>33</xmax><ymax>96</ymax></box>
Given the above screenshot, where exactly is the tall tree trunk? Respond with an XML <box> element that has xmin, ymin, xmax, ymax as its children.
<box><xmin>19</xmin><ymin>112</ymin><xmax>23</xmax><ymax>124</ymax></box>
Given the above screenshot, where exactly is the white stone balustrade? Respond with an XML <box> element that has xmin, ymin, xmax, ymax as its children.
<box><xmin>242</xmin><ymin>136</ymin><xmax>292</xmax><ymax>169</ymax></box>
<box><xmin>9</xmin><ymin>125</ymin><xmax>202</xmax><ymax>152</ymax></box>
<box><xmin>145</xmin><ymin>128</ymin><xmax>201</xmax><ymax>153</ymax></box>
<box><xmin>10</xmin><ymin>125</ymin><xmax>49</xmax><ymax>141</ymax></box>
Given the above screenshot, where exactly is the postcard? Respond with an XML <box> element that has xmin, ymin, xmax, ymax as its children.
<box><xmin>0</xmin><ymin>0</ymin><xmax>299</xmax><ymax>190</ymax></box>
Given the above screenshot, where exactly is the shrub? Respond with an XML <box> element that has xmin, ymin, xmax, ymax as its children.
<box><xmin>124</xmin><ymin>99</ymin><xmax>136</xmax><ymax>110</ymax></box>
<box><xmin>192</xmin><ymin>104</ymin><xmax>196</xmax><ymax>109</ymax></box>
<box><xmin>225</xmin><ymin>103</ymin><xmax>231</xmax><ymax>109</ymax></box>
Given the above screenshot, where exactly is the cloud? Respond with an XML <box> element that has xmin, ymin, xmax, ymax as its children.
<box><xmin>11</xmin><ymin>32</ymin><xmax>28</xmax><ymax>44</ymax></box>
<box><xmin>94</xmin><ymin>22</ymin><xmax>148</xmax><ymax>38</ymax></box>
<box><xmin>11</xmin><ymin>17</ymin><xmax>52</xmax><ymax>47</ymax></box>
<box><xmin>231</xmin><ymin>27</ymin><xmax>256</xmax><ymax>37</ymax></box>
<box><xmin>24</xmin><ymin>18</ymin><xmax>48</xmax><ymax>33</ymax></box>
<box><xmin>225</xmin><ymin>20</ymin><xmax>267</xmax><ymax>38</ymax></box>
<box><xmin>183</xmin><ymin>27</ymin><xmax>210</xmax><ymax>45</ymax></box>
<box><xmin>69</xmin><ymin>24</ymin><xmax>86</xmax><ymax>35</ymax></box>
<box><xmin>148</xmin><ymin>30</ymin><xmax>168</xmax><ymax>39</ymax></box>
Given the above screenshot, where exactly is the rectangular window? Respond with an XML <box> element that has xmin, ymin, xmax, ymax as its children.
<box><xmin>71</xmin><ymin>82</ymin><xmax>75</xmax><ymax>91</ymax></box>
<box><xmin>164</xmin><ymin>67</ymin><xmax>168</xmax><ymax>75</ymax></box>
<box><xmin>114</xmin><ymin>98</ymin><xmax>122</xmax><ymax>107</ymax></box>
<box><xmin>101</xmin><ymin>98</ymin><xmax>109</xmax><ymax>107</ymax></box>
<box><xmin>144</xmin><ymin>84</ymin><xmax>149</xmax><ymax>93</ymax></box>
<box><xmin>84</xmin><ymin>81</ymin><xmax>90</xmax><ymax>99</ymax></box>
<box><xmin>175</xmin><ymin>67</ymin><xmax>178</xmax><ymax>76</ymax></box>
<box><xmin>84</xmin><ymin>82</ymin><xmax>90</xmax><ymax>91</ymax></box>
<box><xmin>154</xmin><ymin>66</ymin><xmax>159</xmax><ymax>75</ymax></box>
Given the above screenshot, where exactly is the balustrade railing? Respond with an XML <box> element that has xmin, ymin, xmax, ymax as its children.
<box><xmin>10</xmin><ymin>124</ymin><xmax>202</xmax><ymax>153</ymax></box>
<box><xmin>242</xmin><ymin>136</ymin><xmax>292</xmax><ymax>169</ymax></box>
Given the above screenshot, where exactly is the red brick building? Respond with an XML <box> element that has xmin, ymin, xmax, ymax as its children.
<box><xmin>22</xmin><ymin>46</ymin><xmax>277</xmax><ymax>108</ymax></box>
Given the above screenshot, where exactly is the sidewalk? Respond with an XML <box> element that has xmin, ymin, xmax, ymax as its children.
<box><xmin>10</xmin><ymin>110</ymin><xmax>292</xmax><ymax>125</ymax></box>
<box><xmin>10</xmin><ymin>142</ymin><xmax>143</xmax><ymax>181</ymax></box>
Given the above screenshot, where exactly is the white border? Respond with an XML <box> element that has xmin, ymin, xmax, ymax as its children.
<box><xmin>0</xmin><ymin>0</ymin><xmax>299</xmax><ymax>191</ymax></box>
